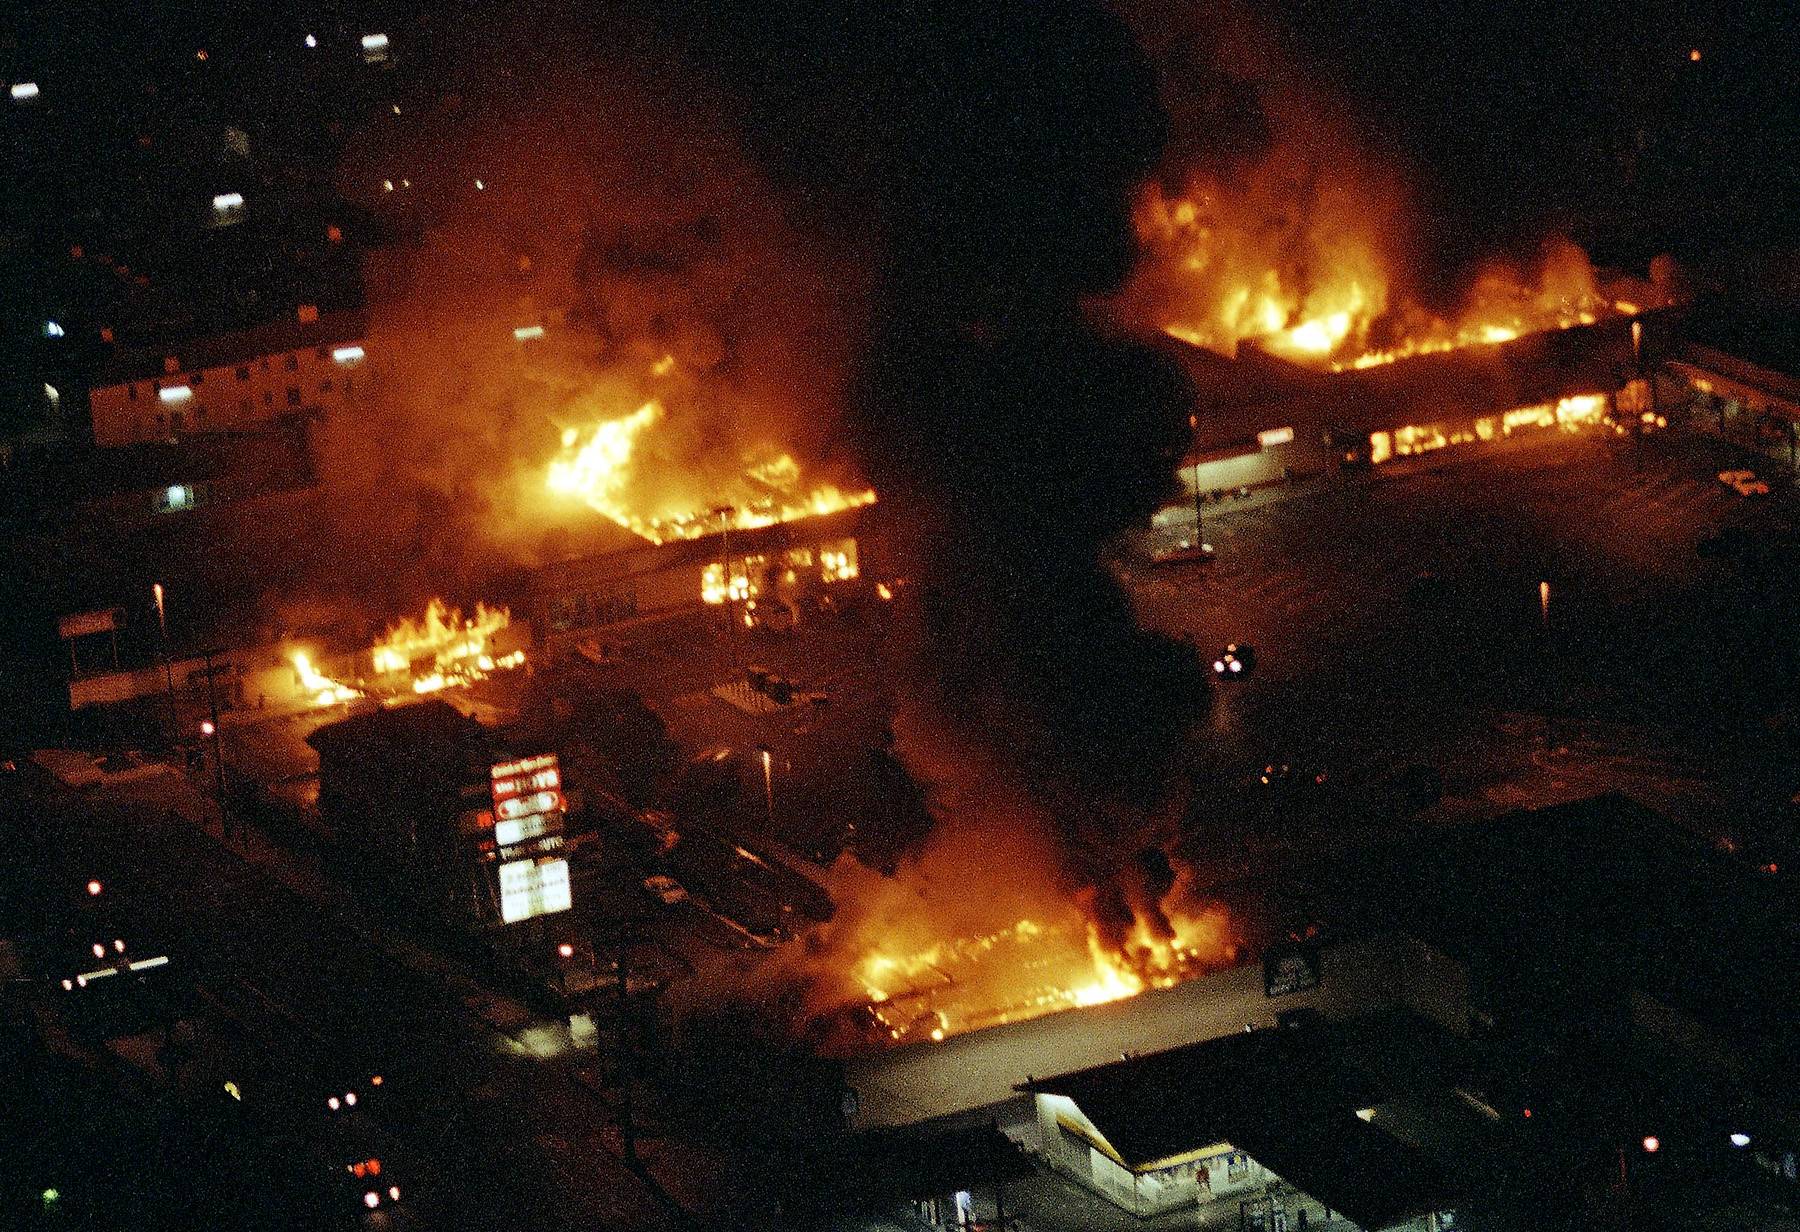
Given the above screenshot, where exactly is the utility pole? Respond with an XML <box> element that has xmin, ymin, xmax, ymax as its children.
<box><xmin>201</xmin><ymin>649</ymin><xmax>230</xmax><ymax>843</ymax></box>
<box><xmin>1192</xmin><ymin>459</ymin><xmax>1206</xmax><ymax>547</ymax></box>
<box><xmin>1630</xmin><ymin>319</ymin><xmax>1646</xmax><ymax>473</ymax></box>
<box><xmin>614</xmin><ymin>929</ymin><xmax>638</xmax><ymax>1163</ymax></box>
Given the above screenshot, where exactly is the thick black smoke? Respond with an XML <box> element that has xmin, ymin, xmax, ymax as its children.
<box><xmin>652</xmin><ymin>4</ymin><xmax>1208</xmax><ymax>887</ymax></box>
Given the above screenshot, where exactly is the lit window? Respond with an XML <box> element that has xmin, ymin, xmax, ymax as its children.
<box><xmin>159</xmin><ymin>385</ymin><xmax>192</xmax><ymax>403</ymax></box>
<box><xmin>211</xmin><ymin>192</ymin><xmax>245</xmax><ymax>225</ymax></box>
<box><xmin>512</xmin><ymin>325</ymin><xmax>544</xmax><ymax>341</ymax></box>
<box><xmin>361</xmin><ymin>32</ymin><xmax>390</xmax><ymax>63</ymax></box>
<box><xmin>10</xmin><ymin>82</ymin><xmax>39</xmax><ymax>101</ymax></box>
<box><xmin>43</xmin><ymin>320</ymin><xmax>64</xmax><ymax>338</ymax></box>
<box><xmin>332</xmin><ymin>345</ymin><xmax>365</xmax><ymax>363</ymax></box>
<box><xmin>286</xmin><ymin>387</ymin><xmax>301</xmax><ymax>406</ymax></box>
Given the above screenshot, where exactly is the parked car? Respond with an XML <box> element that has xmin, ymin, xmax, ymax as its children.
<box><xmin>1211</xmin><ymin>643</ymin><xmax>1256</xmax><ymax>679</ymax></box>
<box><xmin>1718</xmin><ymin>469</ymin><xmax>1770</xmax><ymax>497</ymax></box>
<box><xmin>642</xmin><ymin>874</ymin><xmax>688</xmax><ymax>905</ymax></box>
<box><xmin>1150</xmin><ymin>539</ymin><xmax>1215</xmax><ymax>565</ymax></box>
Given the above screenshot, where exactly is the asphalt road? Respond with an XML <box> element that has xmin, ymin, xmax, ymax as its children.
<box><xmin>1120</xmin><ymin>427</ymin><xmax>1800</xmax><ymax>870</ymax></box>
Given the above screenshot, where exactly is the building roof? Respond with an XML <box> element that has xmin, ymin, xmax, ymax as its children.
<box><xmin>842</xmin><ymin>934</ymin><xmax>1432</xmax><ymax>1133</ymax></box>
<box><xmin>1150</xmin><ymin>315</ymin><xmax>1645</xmax><ymax>451</ymax></box>
<box><xmin>94</xmin><ymin>310</ymin><xmax>368</xmax><ymax>388</ymax></box>
<box><xmin>1679</xmin><ymin>298</ymin><xmax>1800</xmax><ymax>382</ymax></box>
<box><xmin>306</xmin><ymin>698</ymin><xmax>486</xmax><ymax>761</ymax></box>
<box><xmin>1022</xmin><ymin>1010</ymin><xmax>1465</xmax><ymax>1229</ymax></box>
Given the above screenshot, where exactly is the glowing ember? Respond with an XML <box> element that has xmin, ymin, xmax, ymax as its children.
<box><xmin>292</xmin><ymin>651</ymin><xmax>362</xmax><ymax>707</ymax></box>
<box><xmin>546</xmin><ymin>400</ymin><xmax>875</xmax><ymax>545</ymax></box>
<box><xmin>370</xmin><ymin>598</ymin><xmax>524</xmax><ymax>694</ymax></box>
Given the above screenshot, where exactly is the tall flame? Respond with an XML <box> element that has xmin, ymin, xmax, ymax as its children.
<box><xmin>1131</xmin><ymin>179</ymin><xmax>1613</xmax><ymax>368</ymax></box>
<box><xmin>546</xmin><ymin>400</ymin><xmax>875</xmax><ymax>545</ymax></box>
<box><xmin>370</xmin><ymin>598</ymin><xmax>523</xmax><ymax>694</ymax></box>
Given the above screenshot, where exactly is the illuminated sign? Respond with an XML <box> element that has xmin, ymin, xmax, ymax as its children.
<box><xmin>496</xmin><ymin>813</ymin><xmax>551</xmax><ymax>847</ymax></box>
<box><xmin>496</xmin><ymin>790</ymin><xmax>561</xmax><ymax>822</ymax></box>
<box><xmin>498</xmin><ymin>858</ymin><xmax>570</xmax><ymax>923</ymax></box>
<box><xmin>486</xmin><ymin>754</ymin><xmax>569</xmax><ymax>901</ymax></box>
<box><xmin>58</xmin><ymin>608</ymin><xmax>122</xmax><ymax>639</ymax></box>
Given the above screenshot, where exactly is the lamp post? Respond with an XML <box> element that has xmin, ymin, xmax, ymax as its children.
<box><xmin>1539</xmin><ymin>580</ymin><xmax>1558</xmax><ymax>753</ymax></box>
<box><xmin>758</xmin><ymin>745</ymin><xmax>775</xmax><ymax>834</ymax></box>
<box><xmin>152</xmin><ymin>583</ymin><xmax>178</xmax><ymax>743</ymax></box>
<box><xmin>200</xmin><ymin>648</ymin><xmax>230</xmax><ymax>843</ymax></box>
<box><xmin>712</xmin><ymin>505</ymin><xmax>739</xmax><ymax>665</ymax></box>
<box><xmin>1191</xmin><ymin>459</ymin><xmax>1206</xmax><ymax>547</ymax></box>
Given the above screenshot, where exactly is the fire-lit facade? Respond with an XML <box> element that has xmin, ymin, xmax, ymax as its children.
<box><xmin>529</xmin><ymin>504</ymin><xmax>879</xmax><ymax>639</ymax></box>
<box><xmin>88</xmin><ymin>310</ymin><xmax>367</xmax><ymax>447</ymax></box>
<box><xmin>844</xmin><ymin>933</ymin><xmax>1472</xmax><ymax>1223</ymax></box>
<box><xmin>1152</xmin><ymin>314</ymin><xmax>1655</xmax><ymax>524</ymax></box>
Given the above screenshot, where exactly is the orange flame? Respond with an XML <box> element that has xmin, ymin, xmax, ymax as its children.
<box><xmin>370</xmin><ymin>598</ymin><xmax>524</xmax><ymax>694</ymax></box>
<box><xmin>1133</xmin><ymin>176</ymin><xmax>1613</xmax><ymax>367</ymax></box>
<box><xmin>546</xmin><ymin>391</ymin><xmax>875</xmax><ymax>545</ymax></box>
<box><xmin>291</xmin><ymin>650</ymin><xmax>362</xmax><ymax>707</ymax></box>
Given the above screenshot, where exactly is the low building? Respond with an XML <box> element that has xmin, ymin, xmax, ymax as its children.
<box><xmin>87</xmin><ymin>310</ymin><xmax>367</xmax><ymax>446</ymax></box>
<box><xmin>529</xmin><ymin>504</ymin><xmax>881</xmax><ymax>640</ymax></box>
<box><xmin>1662</xmin><ymin>299</ymin><xmax>1800</xmax><ymax>467</ymax></box>
<box><xmin>831</xmin><ymin>795</ymin><xmax>1800</xmax><ymax>1230</ymax></box>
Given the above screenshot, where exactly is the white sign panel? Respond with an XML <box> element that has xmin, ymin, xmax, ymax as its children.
<box><xmin>498</xmin><ymin>857</ymin><xmax>571</xmax><ymax>923</ymax></box>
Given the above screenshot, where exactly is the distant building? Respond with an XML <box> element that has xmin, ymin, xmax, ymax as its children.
<box><xmin>1663</xmin><ymin>299</ymin><xmax>1800</xmax><ymax>466</ymax></box>
<box><xmin>87</xmin><ymin>310</ymin><xmax>366</xmax><ymax>446</ymax></box>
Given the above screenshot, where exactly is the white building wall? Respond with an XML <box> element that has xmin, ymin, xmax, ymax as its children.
<box><xmin>90</xmin><ymin>338</ymin><xmax>367</xmax><ymax>446</ymax></box>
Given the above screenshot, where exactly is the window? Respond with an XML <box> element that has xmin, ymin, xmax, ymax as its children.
<box><xmin>196</xmin><ymin>405</ymin><xmax>206</xmax><ymax>420</ymax></box>
<box><xmin>191</xmin><ymin>371</ymin><xmax>204</xmax><ymax>386</ymax></box>
<box><xmin>260</xmin><ymin>358</ymin><xmax>271</xmax><ymax>372</ymax></box>
<box><xmin>171</xmin><ymin>411</ymin><xmax>184</xmax><ymax>430</ymax></box>
<box><xmin>152</xmin><ymin>380</ymin><xmax>161</xmax><ymax>394</ymax></box>
<box><xmin>156</xmin><ymin>412</ymin><xmax>166</xmax><ymax>426</ymax></box>
<box><xmin>320</xmin><ymin>378</ymin><xmax>333</xmax><ymax>393</ymax></box>
<box><xmin>236</xmin><ymin>367</ymin><xmax>249</xmax><ymax>381</ymax></box>
<box><xmin>263</xmin><ymin>391</ymin><xmax>273</xmax><ymax>406</ymax></box>
<box><xmin>286</xmin><ymin>387</ymin><xmax>301</xmax><ymax>406</ymax></box>
<box><xmin>127</xmin><ymin>384</ymin><xmax>137</xmax><ymax>401</ymax></box>
<box><xmin>239</xmin><ymin>399</ymin><xmax>252</xmax><ymax>415</ymax></box>
<box><xmin>283</xmin><ymin>354</ymin><xmax>298</xmax><ymax>372</ymax></box>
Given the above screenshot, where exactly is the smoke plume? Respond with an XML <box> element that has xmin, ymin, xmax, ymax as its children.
<box><xmin>311</xmin><ymin>19</ymin><xmax>868</xmax><ymax>612</ymax></box>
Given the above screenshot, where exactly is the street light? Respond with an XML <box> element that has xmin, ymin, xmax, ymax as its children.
<box><xmin>712</xmin><ymin>505</ymin><xmax>740</xmax><ymax>664</ymax></box>
<box><xmin>152</xmin><ymin>583</ymin><xmax>178</xmax><ymax>741</ymax></box>
<box><xmin>758</xmin><ymin>746</ymin><xmax>775</xmax><ymax>833</ymax></box>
